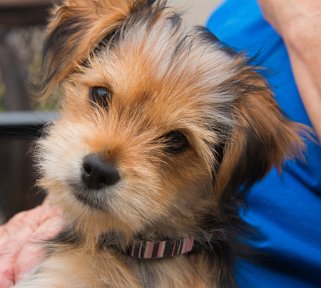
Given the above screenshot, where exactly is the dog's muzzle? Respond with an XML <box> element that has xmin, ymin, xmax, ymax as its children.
<box><xmin>81</xmin><ymin>153</ymin><xmax>120</xmax><ymax>190</ymax></box>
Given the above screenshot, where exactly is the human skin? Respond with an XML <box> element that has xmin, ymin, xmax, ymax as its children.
<box><xmin>0</xmin><ymin>202</ymin><xmax>62</xmax><ymax>287</ymax></box>
<box><xmin>258</xmin><ymin>0</ymin><xmax>321</xmax><ymax>140</ymax></box>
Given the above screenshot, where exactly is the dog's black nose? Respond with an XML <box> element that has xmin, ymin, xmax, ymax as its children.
<box><xmin>81</xmin><ymin>154</ymin><xmax>120</xmax><ymax>190</ymax></box>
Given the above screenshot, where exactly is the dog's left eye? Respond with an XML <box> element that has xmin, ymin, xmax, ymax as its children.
<box><xmin>163</xmin><ymin>131</ymin><xmax>189</xmax><ymax>154</ymax></box>
<box><xmin>90</xmin><ymin>87</ymin><xmax>112</xmax><ymax>108</ymax></box>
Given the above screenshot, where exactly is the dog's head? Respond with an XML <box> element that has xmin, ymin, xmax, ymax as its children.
<box><xmin>38</xmin><ymin>0</ymin><xmax>302</xmax><ymax>241</ymax></box>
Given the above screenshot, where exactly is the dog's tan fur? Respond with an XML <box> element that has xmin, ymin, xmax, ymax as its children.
<box><xmin>16</xmin><ymin>1</ymin><xmax>303</xmax><ymax>287</ymax></box>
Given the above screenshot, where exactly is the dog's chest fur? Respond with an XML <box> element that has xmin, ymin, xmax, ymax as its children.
<box><xmin>38</xmin><ymin>246</ymin><xmax>220</xmax><ymax>288</ymax></box>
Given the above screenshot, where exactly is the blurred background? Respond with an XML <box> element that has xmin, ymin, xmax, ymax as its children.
<box><xmin>0</xmin><ymin>0</ymin><xmax>221</xmax><ymax>224</ymax></box>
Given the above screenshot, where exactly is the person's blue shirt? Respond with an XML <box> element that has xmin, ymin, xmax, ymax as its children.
<box><xmin>207</xmin><ymin>1</ymin><xmax>321</xmax><ymax>287</ymax></box>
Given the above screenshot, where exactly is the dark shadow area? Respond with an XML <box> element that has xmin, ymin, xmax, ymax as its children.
<box><xmin>0</xmin><ymin>137</ymin><xmax>45</xmax><ymax>223</ymax></box>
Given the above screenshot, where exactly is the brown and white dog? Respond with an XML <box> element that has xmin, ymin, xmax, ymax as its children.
<box><xmin>16</xmin><ymin>0</ymin><xmax>303</xmax><ymax>287</ymax></box>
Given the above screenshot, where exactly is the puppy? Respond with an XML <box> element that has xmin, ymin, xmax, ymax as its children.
<box><xmin>16</xmin><ymin>0</ymin><xmax>303</xmax><ymax>287</ymax></box>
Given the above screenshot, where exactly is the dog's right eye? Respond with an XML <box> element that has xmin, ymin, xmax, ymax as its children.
<box><xmin>90</xmin><ymin>87</ymin><xmax>112</xmax><ymax>109</ymax></box>
<box><xmin>163</xmin><ymin>131</ymin><xmax>189</xmax><ymax>154</ymax></box>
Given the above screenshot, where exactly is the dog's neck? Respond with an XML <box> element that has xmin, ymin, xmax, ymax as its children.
<box><xmin>129</xmin><ymin>236</ymin><xmax>195</xmax><ymax>259</ymax></box>
<box><xmin>92</xmin><ymin>214</ymin><xmax>226</xmax><ymax>260</ymax></box>
<box><xmin>98</xmin><ymin>232</ymin><xmax>201</xmax><ymax>260</ymax></box>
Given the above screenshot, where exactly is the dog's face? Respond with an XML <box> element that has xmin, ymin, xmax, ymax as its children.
<box><xmin>37</xmin><ymin>0</ymin><xmax>301</xmax><ymax>239</ymax></box>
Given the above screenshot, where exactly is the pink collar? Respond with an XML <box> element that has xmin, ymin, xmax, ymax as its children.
<box><xmin>129</xmin><ymin>236</ymin><xmax>195</xmax><ymax>259</ymax></box>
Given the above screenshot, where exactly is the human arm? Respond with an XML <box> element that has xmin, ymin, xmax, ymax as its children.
<box><xmin>258</xmin><ymin>0</ymin><xmax>321</xmax><ymax>140</ymax></box>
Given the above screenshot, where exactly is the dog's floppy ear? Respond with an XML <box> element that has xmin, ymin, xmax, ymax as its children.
<box><xmin>214</xmin><ymin>64</ymin><xmax>304</xmax><ymax>199</ymax></box>
<box><xmin>40</xmin><ymin>0</ymin><xmax>157</xmax><ymax>95</ymax></box>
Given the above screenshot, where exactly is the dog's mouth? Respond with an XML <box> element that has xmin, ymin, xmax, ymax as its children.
<box><xmin>73</xmin><ymin>191</ymin><xmax>106</xmax><ymax>210</ymax></box>
<box><xmin>68</xmin><ymin>182</ymin><xmax>110</xmax><ymax>210</ymax></box>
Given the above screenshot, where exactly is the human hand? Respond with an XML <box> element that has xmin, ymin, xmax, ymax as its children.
<box><xmin>258</xmin><ymin>0</ymin><xmax>321</xmax><ymax>140</ymax></box>
<box><xmin>0</xmin><ymin>202</ymin><xmax>63</xmax><ymax>287</ymax></box>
